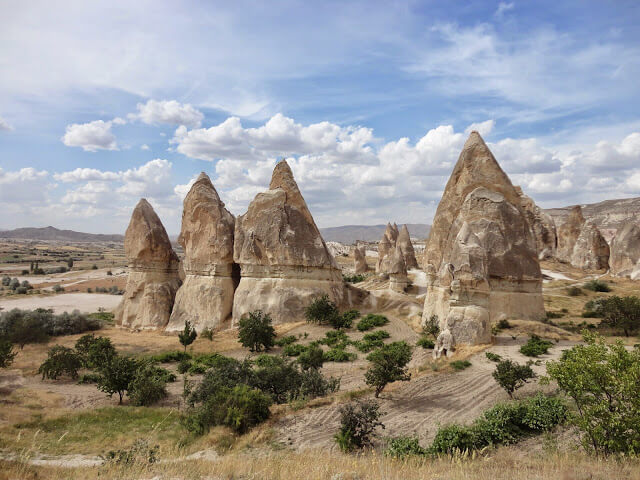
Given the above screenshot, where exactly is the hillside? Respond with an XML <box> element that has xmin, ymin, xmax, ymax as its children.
<box><xmin>0</xmin><ymin>226</ymin><xmax>124</xmax><ymax>243</ymax></box>
<box><xmin>545</xmin><ymin>196</ymin><xmax>640</xmax><ymax>231</ymax></box>
<box><xmin>319</xmin><ymin>223</ymin><xmax>430</xmax><ymax>244</ymax></box>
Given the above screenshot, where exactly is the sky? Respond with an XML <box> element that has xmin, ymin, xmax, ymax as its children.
<box><xmin>1</xmin><ymin>0</ymin><xmax>640</xmax><ymax>235</ymax></box>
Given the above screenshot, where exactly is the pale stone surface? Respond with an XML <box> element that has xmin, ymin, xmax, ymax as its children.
<box><xmin>397</xmin><ymin>224</ymin><xmax>419</xmax><ymax>269</ymax></box>
<box><xmin>354</xmin><ymin>244</ymin><xmax>369</xmax><ymax>274</ymax></box>
<box><xmin>233</xmin><ymin>160</ymin><xmax>343</xmax><ymax>324</ymax></box>
<box><xmin>433</xmin><ymin>328</ymin><xmax>454</xmax><ymax>359</ymax></box>
<box><xmin>556</xmin><ymin>206</ymin><xmax>584</xmax><ymax>262</ymax></box>
<box><xmin>516</xmin><ymin>186</ymin><xmax>557</xmax><ymax>259</ymax></box>
<box><xmin>167</xmin><ymin>173</ymin><xmax>236</xmax><ymax>332</ymax></box>
<box><xmin>422</xmin><ymin>132</ymin><xmax>544</xmax><ymax>346</ymax></box>
<box><xmin>376</xmin><ymin>224</ymin><xmax>395</xmax><ymax>273</ymax></box>
<box><xmin>116</xmin><ymin>199</ymin><xmax>180</xmax><ymax>330</ymax></box>
<box><xmin>570</xmin><ymin>221</ymin><xmax>610</xmax><ymax>270</ymax></box>
<box><xmin>610</xmin><ymin>222</ymin><xmax>640</xmax><ymax>278</ymax></box>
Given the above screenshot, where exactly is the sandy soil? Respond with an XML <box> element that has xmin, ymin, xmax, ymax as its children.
<box><xmin>0</xmin><ymin>293</ymin><xmax>121</xmax><ymax>313</ymax></box>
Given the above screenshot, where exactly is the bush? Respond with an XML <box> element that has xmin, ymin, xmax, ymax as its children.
<box><xmin>354</xmin><ymin>330</ymin><xmax>390</xmax><ymax>353</ymax></box>
<box><xmin>275</xmin><ymin>335</ymin><xmax>297</xmax><ymax>347</ymax></box>
<box><xmin>497</xmin><ymin>318</ymin><xmax>512</xmax><ymax>329</ymax></box>
<box><xmin>283</xmin><ymin>343</ymin><xmax>308</xmax><ymax>357</ymax></box>
<box><xmin>545</xmin><ymin>331</ymin><xmax>640</xmax><ymax>455</ymax></box>
<box><xmin>323</xmin><ymin>348</ymin><xmax>357</xmax><ymax>362</ymax></box>
<box><xmin>343</xmin><ymin>273</ymin><xmax>366</xmax><ymax>283</ymax></box>
<box><xmin>365</xmin><ymin>341</ymin><xmax>412</xmax><ymax>397</ymax></box>
<box><xmin>567</xmin><ymin>286</ymin><xmax>583</xmax><ymax>296</ymax></box>
<box><xmin>0</xmin><ymin>338</ymin><xmax>17</xmax><ymax>368</ymax></box>
<box><xmin>96</xmin><ymin>355</ymin><xmax>139</xmax><ymax>404</ymax></box>
<box><xmin>128</xmin><ymin>361</ymin><xmax>169</xmax><ymax>406</ymax></box>
<box><xmin>450</xmin><ymin>360</ymin><xmax>471</xmax><ymax>371</ymax></box>
<box><xmin>318</xmin><ymin>330</ymin><xmax>350</xmax><ymax>348</ymax></box>
<box><xmin>429</xmin><ymin>394</ymin><xmax>567</xmax><ymax>454</ymax></box>
<box><xmin>492</xmin><ymin>359</ymin><xmax>535</xmax><ymax>397</ymax></box>
<box><xmin>385</xmin><ymin>435</ymin><xmax>427</xmax><ymax>458</ymax></box>
<box><xmin>595</xmin><ymin>295</ymin><xmax>640</xmax><ymax>336</ymax></box>
<box><xmin>75</xmin><ymin>334</ymin><xmax>116</xmax><ymax>368</ymax></box>
<box><xmin>149</xmin><ymin>350</ymin><xmax>191</xmax><ymax>363</ymax></box>
<box><xmin>416</xmin><ymin>336</ymin><xmax>434</xmax><ymax>349</ymax></box>
<box><xmin>298</xmin><ymin>344</ymin><xmax>325</xmax><ymax>370</ymax></box>
<box><xmin>15</xmin><ymin>286</ymin><xmax>28</xmax><ymax>294</ymax></box>
<box><xmin>200</xmin><ymin>327</ymin><xmax>214</xmax><ymax>341</ymax></box>
<box><xmin>238</xmin><ymin>311</ymin><xmax>275</xmax><ymax>352</ymax></box>
<box><xmin>184</xmin><ymin>384</ymin><xmax>272</xmax><ymax>435</ymax></box>
<box><xmin>189</xmin><ymin>356</ymin><xmax>255</xmax><ymax>405</ymax></box>
<box><xmin>305</xmin><ymin>295</ymin><xmax>340</xmax><ymax>326</ymax></box>
<box><xmin>178</xmin><ymin>321</ymin><xmax>197</xmax><ymax>352</ymax></box>
<box><xmin>422</xmin><ymin>314</ymin><xmax>440</xmax><ymax>339</ymax></box>
<box><xmin>341</xmin><ymin>309</ymin><xmax>361</xmax><ymax>327</ymax></box>
<box><xmin>104</xmin><ymin>439</ymin><xmax>158</xmax><ymax>466</ymax></box>
<box><xmin>583</xmin><ymin>279</ymin><xmax>611</xmax><ymax>292</ymax></box>
<box><xmin>52</xmin><ymin>284</ymin><xmax>65</xmax><ymax>293</ymax></box>
<box><xmin>356</xmin><ymin>314</ymin><xmax>389</xmax><ymax>332</ymax></box>
<box><xmin>520</xmin><ymin>335</ymin><xmax>553</xmax><ymax>357</ymax></box>
<box><xmin>251</xmin><ymin>354</ymin><xmax>303</xmax><ymax>403</ymax></box>
<box><xmin>299</xmin><ymin>368</ymin><xmax>340</xmax><ymax>398</ymax></box>
<box><xmin>334</xmin><ymin>400</ymin><xmax>384</xmax><ymax>452</ymax></box>
<box><xmin>485</xmin><ymin>352</ymin><xmax>502</xmax><ymax>362</ymax></box>
<box><xmin>546</xmin><ymin>311</ymin><xmax>564</xmax><ymax>319</ymax></box>
<box><xmin>38</xmin><ymin>345</ymin><xmax>82</xmax><ymax>380</ymax></box>
<box><xmin>77</xmin><ymin>373</ymin><xmax>101</xmax><ymax>384</ymax></box>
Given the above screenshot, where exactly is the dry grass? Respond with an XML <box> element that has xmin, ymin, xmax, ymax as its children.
<box><xmin>2</xmin><ymin>447</ymin><xmax>640</xmax><ymax>480</ymax></box>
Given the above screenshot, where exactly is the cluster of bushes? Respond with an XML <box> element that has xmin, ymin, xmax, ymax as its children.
<box><xmin>0</xmin><ymin>308</ymin><xmax>102</xmax><ymax>349</ymax></box>
<box><xmin>582</xmin><ymin>295</ymin><xmax>640</xmax><ymax>336</ymax></box>
<box><xmin>184</xmin><ymin>352</ymin><xmax>339</xmax><ymax>435</ymax></box>
<box><xmin>305</xmin><ymin>295</ymin><xmax>360</xmax><ymax>329</ymax></box>
<box><xmin>279</xmin><ymin>331</ymin><xmax>357</xmax><ymax>363</ymax></box>
<box><xmin>356</xmin><ymin>314</ymin><xmax>389</xmax><ymax>331</ymax></box>
<box><xmin>1</xmin><ymin>276</ymin><xmax>33</xmax><ymax>294</ymax></box>
<box><xmin>38</xmin><ymin>334</ymin><xmax>175</xmax><ymax>405</ymax></box>
<box><xmin>90</xmin><ymin>286</ymin><xmax>124</xmax><ymax>295</ymax></box>
<box><xmin>583</xmin><ymin>279</ymin><xmax>611</xmax><ymax>292</ymax></box>
<box><xmin>519</xmin><ymin>335</ymin><xmax>553</xmax><ymax>357</ymax></box>
<box><xmin>342</xmin><ymin>273</ymin><xmax>366</xmax><ymax>283</ymax></box>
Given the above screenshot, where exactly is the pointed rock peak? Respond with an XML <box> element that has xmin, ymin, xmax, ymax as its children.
<box><xmin>398</xmin><ymin>224</ymin><xmax>410</xmax><ymax>240</ymax></box>
<box><xmin>126</xmin><ymin>199</ymin><xmax>177</xmax><ymax>263</ymax></box>
<box><xmin>269</xmin><ymin>159</ymin><xmax>299</xmax><ymax>193</ymax></box>
<box><xmin>188</xmin><ymin>171</ymin><xmax>221</xmax><ymax>203</ymax></box>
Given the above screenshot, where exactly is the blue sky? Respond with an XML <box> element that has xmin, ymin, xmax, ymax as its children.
<box><xmin>1</xmin><ymin>0</ymin><xmax>639</xmax><ymax>234</ymax></box>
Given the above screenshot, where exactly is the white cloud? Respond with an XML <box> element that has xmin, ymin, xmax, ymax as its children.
<box><xmin>465</xmin><ymin>119</ymin><xmax>495</xmax><ymax>137</ymax></box>
<box><xmin>0</xmin><ymin>116</ymin><xmax>13</xmax><ymax>131</ymax></box>
<box><xmin>54</xmin><ymin>168</ymin><xmax>121</xmax><ymax>183</ymax></box>
<box><xmin>140</xmin><ymin>144</ymin><xmax>150</xmax><ymax>150</ymax></box>
<box><xmin>61</xmin><ymin>120</ymin><xmax>118</xmax><ymax>152</ymax></box>
<box><xmin>130</xmin><ymin>99</ymin><xmax>204</xmax><ymax>128</ymax></box>
<box><xmin>0</xmin><ymin>167</ymin><xmax>50</xmax><ymax>203</ymax></box>
<box><xmin>494</xmin><ymin>2</ymin><xmax>514</xmax><ymax>18</ymax></box>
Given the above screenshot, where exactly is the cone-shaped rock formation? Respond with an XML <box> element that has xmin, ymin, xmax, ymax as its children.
<box><xmin>116</xmin><ymin>199</ymin><xmax>181</xmax><ymax>330</ymax></box>
<box><xmin>557</xmin><ymin>205</ymin><xmax>609</xmax><ymax>270</ymax></box>
<box><xmin>232</xmin><ymin>160</ymin><xmax>343</xmax><ymax>324</ymax></box>
<box><xmin>610</xmin><ymin>222</ymin><xmax>640</xmax><ymax>278</ymax></box>
<box><xmin>354</xmin><ymin>244</ymin><xmax>369</xmax><ymax>274</ymax></box>
<box><xmin>397</xmin><ymin>224</ymin><xmax>419</xmax><ymax>269</ymax></box>
<box><xmin>166</xmin><ymin>173</ymin><xmax>236</xmax><ymax>332</ymax></box>
<box><xmin>422</xmin><ymin>132</ymin><xmax>544</xmax><ymax>346</ymax></box>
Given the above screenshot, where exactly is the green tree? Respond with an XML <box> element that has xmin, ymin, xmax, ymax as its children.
<box><xmin>298</xmin><ymin>344</ymin><xmax>325</xmax><ymax>371</ymax></box>
<box><xmin>75</xmin><ymin>334</ymin><xmax>116</xmax><ymax>368</ymax></box>
<box><xmin>544</xmin><ymin>331</ymin><xmax>640</xmax><ymax>455</ymax></box>
<box><xmin>492</xmin><ymin>359</ymin><xmax>535</xmax><ymax>398</ymax></box>
<box><xmin>597</xmin><ymin>295</ymin><xmax>640</xmax><ymax>337</ymax></box>
<box><xmin>364</xmin><ymin>341</ymin><xmax>412</xmax><ymax>397</ymax></box>
<box><xmin>38</xmin><ymin>345</ymin><xmax>82</xmax><ymax>380</ymax></box>
<box><xmin>305</xmin><ymin>294</ymin><xmax>340</xmax><ymax>326</ymax></box>
<box><xmin>237</xmin><ymin>311</ymin><xmax>275</xmax><ymax>352</ymax></box>
<box><xmin>422</xmin><ymin>314</ymin><xmax>440</xmax><ymax>339</ymax></box>
<box><xmin>334</xmin><ymin>400</ymin><xmax>384</xmax><ymax>452</ymax></box>
<box><xmin>0</xmin><ymin>338</ymin><xmax>17</xmax><ymax>368</ymax></box>
<box><xmin>96</xmin><ymin>355</ymin><xmax>138</xmax><ymax>404</ymax></box>
<box><xmin>128</xmin><ymin>361</ymin><xmax>169</xmax><ymax>406</ymax></box>
<box><xmin>178</xmin><ymin>321</ymin><xmax>197</xmax><ymax>353</ymax></box>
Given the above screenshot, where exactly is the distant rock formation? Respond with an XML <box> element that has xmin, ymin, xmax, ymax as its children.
<box><xmin>232</xmin><ymin>160</ymin><xmax>343</xmax><ymax>324</ymax></box>
<box><xmin>354</xmin><ymin>244</ymin><xmax>369</xmax><ymax>274</ymax></box>
<box><xmin>610</xmin><ymin>222</ymin><xmax>640</xmax><ymax>278</ymax></box>
<box><xmin>166</xmin><ymin>173</ymin><xmax>236</xmax><ymax>333</ymax></box>
<box><xmin>376</xmin><ymin>224</ymin><xmax>396</xmax><ymax>274</ymax></box>
<box><xmin>397</xmin><ymin>224</ymin><xmax>419</xmax><ymax>269</ymax></box>
<box><xmin>557</xmin><ymin>205</ymin><xmax>609</xmax><ymax>270</ymax></box>
<box><xmin>422</xmin><ymin>132</ymin><xmax>545</xmax><ymax>346</ymax></box>
<box><xmin>516</xmin><ymin>186</ymin><xmax>557</xmax><ymax>259</ymax></box>
<box><xmin>116</xmin><ymin>199</ymin><xmax>180</xmax><ymax>330</ymax></box>
<box><xmin>382</xmin><ymin>243</ymin><xmax>408</xmax><ymax>292</ymax></box>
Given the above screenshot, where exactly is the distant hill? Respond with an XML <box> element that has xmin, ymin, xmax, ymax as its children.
<box><xmin>319</xmin><ymin>224</ymin><xmax>430</xmax><ymax>244</ymax></box>
<box><xmin>0</xmin><ymin>226</ymin><xmax>124</xmax><ymax>243</ymax></box>
<box><xmin>545</xmin><ymin>196</ymin><xmax>640</xmax><ymax>232</ymax></box>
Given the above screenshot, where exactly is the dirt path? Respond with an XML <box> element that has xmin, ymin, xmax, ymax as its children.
<box><xmin>0</xmin><ymin>292</ymin><xmax>121</xmax><ymax>313</ymax></box>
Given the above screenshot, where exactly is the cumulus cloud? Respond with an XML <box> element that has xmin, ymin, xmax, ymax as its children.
<box><xmin>0</xmin><ymin>116</ymin><xmax>13</xmax><ymax>131</ymax></box>
<box><xmin>494</xmin><ymin>2</ymin><xmax>515</xmax><ymax>18</ymax></box>
<box><xmin>0</xmin><ymin>167</ymin><xmax>50</xmax><ymax>203</ymax></box>
<box><xmin>130</xmin><ymin>100</ymin><xmax>204</xmax><ymax>128</ymax></box>
<box><xmin>465</xmin><ymin>119</ymin><xmax>495</xmax><ymax>137</ymax></box>
<box><xmin>61</xmin><ymin>120</ymin><xmax>118</xmax><ymax>152</ymax></box>
<box><xmin>54</xmin><ymin>168</ymin><xmax>121</xmax><ymax>183</ymax></box>
<box><xmin>140</xmin><ymin>144</ymin><xmax>150</xmax><ymax>150</ymax></box>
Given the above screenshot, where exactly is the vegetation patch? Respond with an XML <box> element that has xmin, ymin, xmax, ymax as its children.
<box><xmin>356</xmin><ymin>314</ymin><xmax>389</xmax><ymax>331</ymax></box>
<box><xmin>583</xmin><ymin>279</ymin><xmax>611</xmax><ymax>292</ymax></box>
<box><xmin>520</xmin><ymin>335</ymin><xmax>553</xmax><ymax>357</ymax></box>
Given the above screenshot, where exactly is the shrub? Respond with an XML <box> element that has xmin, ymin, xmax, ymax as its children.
<box><xmin>416</xmin><ymin>336</ymin><xmax>434</xmax><ymax>349</ymax></box>
<box><xmin>485</xmin><ymin>352</ymin><xmax>502</xmax><ymax>362</ymax></box>
<box><xmin>520</xmin><ymin>335</ymin><xmax>553</xmax><ymax>357</ymax></box>
<box><xmin>450</xmin><ymin>360</ymin><xmax>471</xmax><ymax>371</ymax></box>
<box><xmin>385</xmin><ymin>435</ymin><xmax>427</xmax><ymax>458</ymax></box>
<box><xmin>334</xmin><ymin>400</ymin><xmax>384</xmax><ymax>452</ymax></box>
<box><xmin>356</xmin><ymin>314</ymin><xmax>389</xmax><ymax>332</ymax></box>
<box><xmin>251</xmin><ymin>354</ymin><xmax>303</xmax><ymax>403</ymax></box>
<box><xmin>595</xmin><ymin>295</ymin><xmax>640</xmax><ymax>336</ymax></box>
<box><xmin>492</xmin><ymin>359</ymin><xmax>535</xmax><ymax>398</ymax></box>
<box><xmin>96</xmin><ymin>355</ymin><xmax>139</xmax><ymax>404</ymax></box>
<box><xmin>305</xmin><ymin>295</ymin><xmax>340</xmax><ymax>326</ymax></box>
<box><xmin>341</xmin><ymin>309</ymin><xmax>361</xmax><ymax>326</ymax></box>
<box><xmin>567</xmin><ymin>286</ymin><xmax>583</xmax><ymax>296</ymax></box>
<box><xmin>299</xmin><ymin>368</ymin><xmax>340</xmax><ymax>398</ymax></box>
<box><xmin>237</xmin><ymin>311</ymin><xmax>276</xmax><ymax>352</ymax></box>
<box><xmin>128</xmin><ymin>362</ymin><xmax>169</xmax><ymax>406</ymax></box>
<box><xmin>178</xmin><ymin>321</ymin><xmax>197</xmax><ymax>352</ymax></box>
<box><xmin>274</xmin><ymin>335</ymin><xmax>297</xmax><ymax>347</ymax></box>
<box><xmin>583</xmin><ymin>279</ymin><xmax>611</xmax><ymax>292</ymax></box>
<box><xmin>546</xmin><ymin>311</ymin><xmax>564</xmax><ymax>319</ymax></box>
<box><xmin>545</xmin><ymin>331</ymin><xmax>640</xmax><ymax>455</ymax></box>
<box><xmin>38</xmin><ymin>345</ymin><xmax>82</xmax><ymax>380</ymax></box>
<box><xmin>91</xmin><ymin>264</ymin><xmax>98</xmax><ymax>270</ymax></box>
<box><xmin>75</xmin><ymin>334</ymin><xmax>116</xmax><ymax>368</ymax></box>
<box><xmin>0</xmin><ymin>338</ymin><xmax>17</xmax><ymax>368</ymax></box>
<box><xmin>365</xmin><ymin>341</ymin><xmax>412</xmax><ymax>397</ymax></box>
<box><xmin>298</xmin><ymin>344</ymin><xmax>324</xmax><ymax>371</ymax></box>
<box><xmin>15</xmin><ymin>286</ymin><xmax>28</xmax><ymax>294</ymax></box>
<box><xmin>283</xmin><ymin>343</ymin><xmax>307</xmax><ymax>357</ymax></box>
<box><xmin>318</xmin><ymin>330</ymin><xmax>350</xmax><ymax>348</ymax></box>
<box><xmin>429</xmin><ymin>394</ymin><xmax>567</xmax><ymax>454</ymax></box>
<box><xmin>200</xmin><ymin>327</ymin><xmax>214</xmax><ymax>341</ymax></box>
<box><xmin>52</xmin><ymin>284</ymin><xmax>65</xmax><ymax>293</ymax></box>
<box><xmin>324</xmin><ymin>348</ymin><xmax>357</xmax><ymax>362</ymax></box>
<box><xmin>354</xmin><ymin>330</ymin><xmax>390</xmax><ymax>353</ymax></box>
<box><xmin>104</xmin><ymin>439</ymin><xmax>159</xmax><ymax>466</ymax></box>
<box><xmin>188</xmin><ymin>356</ymin><xmax>255</xmax><ymax>405</ymax></box>
<box><xmin>343</xmin><ymin>273</ymin><xmax>366</xmax><ymax>283</ymax></box>
<box><xmin>77</xmin><ymin>373</ymin><xmax>101</xmax><ymax>384</ymax></box>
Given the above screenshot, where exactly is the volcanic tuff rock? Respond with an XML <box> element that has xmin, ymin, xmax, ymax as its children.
<box><xmin>397</xmin><ymin>224</ymin><xmax>419</xmax><ymax>269</ymax></box>
<box><xmin>556</xmin><ymin>206</ymin><xmax>585</xmax><ymax>262</ymax></box>
<box><xmin>116</xmin><ymin>199</ymin><xmax>180</xmax><ymax>330</ymax></box>
<box><xmin>556</xmin><ymin>205</ymin><xmax>610</xmax><ymax>270</ymax></box>
<box><xmin>232</xmin><ymin>160</ymin><xmax>343</xmax><ymax>324</ymax></box>
<box><xmin>382</xmin><ymin>243</ymin><xmax>409</xmax><ymax>292</ymax></box>
<box><xmin>516</xmin><ymin>187</ymin><xmax>557</xmax><ymax>259</ymax></box>
<box><xmin>354</xmin><ymin>244</ymin><xmax>369</xmax><ymax>274</ymax></box>
<box><xmin>166</xmin><ymin>173</ymin><xmax>236</xmax><ymax>332</ymax></box>
<box><xmin>422</xmin><ymin>132</ymin><xmax>544</xmax><ymax>346</ymax></box>
<box><xmin>376</xmin><ymin>226</ymin><xmax>394</xmax><ymax>273</ymax></box>
<box><xmin>610</xmin><ymin>222</ymin><xmax>640</xmax><ymax>278</ymax></box>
